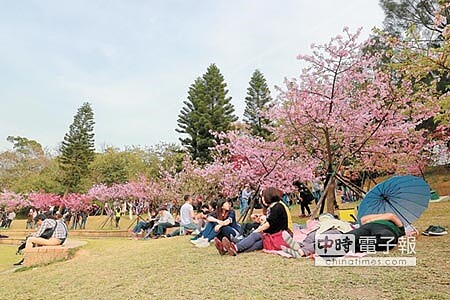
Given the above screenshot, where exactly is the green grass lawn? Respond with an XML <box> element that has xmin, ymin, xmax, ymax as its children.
<box><xmin>0</xmin><ymin>201</ymin><xmax>449</xmax><ymax>300</ymax></box>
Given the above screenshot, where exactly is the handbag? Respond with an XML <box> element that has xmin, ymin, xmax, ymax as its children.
<box><xmin>40</xmin><ymin>221</ymin><xmax>58</xmax><ymax>239</ymax></box>
<box><xmin>262</xmin><ymin>230</ymin><xmax>289</xmax><ymax>251</ymax></box>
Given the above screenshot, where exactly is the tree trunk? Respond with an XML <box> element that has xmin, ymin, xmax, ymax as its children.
<box><xmin>326</xmin><ymin>178</ymin><xmax>336</xmax><ymax>215</ymax></box>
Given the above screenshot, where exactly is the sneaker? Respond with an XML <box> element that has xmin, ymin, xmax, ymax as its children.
<box><xmin>428</xmin><ymin>226</ymin><xmax>448</xmax><ymax>236</ymax></box>
<box><xmin>422</xmin><ymin>225</ymin><xmax>435</xmax><ymax>236</ymax></box>
<box><xmin>214</xmin><ymin>237</ymin><xmax>226</xmax><ymax>255</ymax></box>
<box><xmin>222</xmin><ymin>237</ymin><xmax>237</xmax><ymax>256</ymax></box>
<box><xmin>190</xmin><ymin>236</ymin><xmax>199</xmax><ymax>241</ymax></box>
<box><xmin>195</xmin><ymin>239</ymin><xmax>210</xmax><ymax>248</ymax></box>
<box><xmin>191</xmin><ymin>230</ymin><xmax>200</xmax><ymax>236</ymax></box>
<box><xmin>191</xmin><ymin>237</ymin><xmax>206</xmax><ymax>245</ymax></box>
<box><xmin>13</xmin><ymin>258</ymin><xmax>24</xmax><ymax>266</ymax></box>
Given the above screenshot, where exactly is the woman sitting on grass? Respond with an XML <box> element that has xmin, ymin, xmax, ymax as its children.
<box><xmin>190</xmin><ymin>200</ymin><xmax>218</xmax><ymax>246</ymax></box>
<box><xmin>214</xmin><ymin>187</ymin><xmax>290</xmax><ymax>256</ymax></box>
<box><xmin>207</xmin><ymin>199</ymin><xmax>240</xmax><ymax>241</ymax></box>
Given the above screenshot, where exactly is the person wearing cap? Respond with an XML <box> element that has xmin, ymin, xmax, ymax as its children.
<box><xmin>25</xmin><ymin>214</ymin><xmax>69</xmax><ymax>249</ymax></box>
<box><xmin>152</xmin><ymin>206</ymin><xmax>175</xmax><ymax>238</ymax></box>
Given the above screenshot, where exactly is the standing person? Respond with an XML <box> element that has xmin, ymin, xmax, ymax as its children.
<box><xmin>294</xmin><ymin>181</ymin><xmax>314</xmax><ymax>217</ymax></box>
<box><xmin>63</xmin><ymin>209</ymin><xmax>72</xmax><ymax>227</ymax></box>
<box><xmin>167</xmin><ymin>195</ymin><xmax>197</xmax><ymax>237</ymax></box>
<box><xmin>114</xmin><ymin>207</ymin><xmax>121</xmax><ymax>228</ymax></box>
<box><xmin>311</xmin><ymin>173</ymin><xmax>324</xmax><ymax>204</ymax></box>
<box><xmin>215</xmin><ymin>188</ymin><xmax>290</xmax><ymax>256</ymax></box>
<box><xmin>6</xmin><ymin>210</ymin><xmax>16</xmax><ymax>228</ymax></box>
<box><xmin>26</xmin><ymin>209</ymin><xmax>34</xmax><ymax>229</ymax></box>
<box><xmin>240</xmin><ymin>184</ymin><xmax>253</xmax><ymax>217</ymax></box>
<box><xmin>79</xmin><ymin>210</ymin><xmax>88</xmax><ymax>230</ymax></box>
<box><xmin>0</xmin><ymin>209</ymin><xmax>7</xmax><ymax>227</ymax></box>
<box><xmin>71</xmin><ymin>211</ymin><xmax>80</xmax><ymax>230</ymax></box>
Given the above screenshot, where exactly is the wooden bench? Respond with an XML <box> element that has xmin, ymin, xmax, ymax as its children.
<box><xmin>23</xmin><ymin>240</ymin><xmax>86</xmax><ymax>267</ymax></box>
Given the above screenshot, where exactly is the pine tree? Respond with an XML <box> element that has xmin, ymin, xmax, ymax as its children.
<box><xmin>58</xmin><ymin>102</ymin><xmax>95</xmax><ymax>192</ymax></box>
<box><xmin>177</xmin><ymin>64</ymin><xmax>237</xmax><ymax>162</ymax></box>
<box><xmin>379</xmin><ymin>0</ymin><xmax>447</xmax><ymax>44</ymax></box>
<box><xmin>243</xmin><ymin>69</ymin><xmax>272</xmax><ymax>139</ymax></box>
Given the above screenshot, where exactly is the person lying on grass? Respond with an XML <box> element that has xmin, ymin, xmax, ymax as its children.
<box><xmin>214</xmin><ymin>187</ymin><xmax>291</xmax><ymax>256</ymax></box>
<box><xmin>282</xmin><ymin>212</ymin><xmax>408</xmax><ymax>257</ymax></box>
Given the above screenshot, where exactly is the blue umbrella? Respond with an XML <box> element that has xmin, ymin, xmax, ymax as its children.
<box><xmin>357</xmin><ymin>175</ymin><xmax>431</xmax><ymax>226</ymax></box>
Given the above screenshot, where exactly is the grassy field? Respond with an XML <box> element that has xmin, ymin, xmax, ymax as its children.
<box><xmin>424</xmin><ymin>165</ymin><xmax>450</xmax><ymax>196</ymax></box>
<box><xmin>0</xmin><ymin>200</ymin><xmax>449</xmax><ymax>300</ymax></box>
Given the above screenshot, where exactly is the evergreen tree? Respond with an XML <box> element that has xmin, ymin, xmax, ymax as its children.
<box><xmin>379</xmin><ymin>0</ymin><xmax>447</xmax><ymax>44</ymax></box>
<box><xmin>379</xmin><ymin>0</ymin><xmax>449</xmax><ymax>128</ymax></box>
<box><xmin>243</xmin><ymin>69</ymin><xmax>272</xmax><ymax>139</ymax></box>
<box><xmin>177</xmin><ymin>64</ymin><xmax>237</xmax><ymax>162</ymax></box>
<box><xmin>58</xmin><ymin>102</ymin><xmax>95</xmax><ymax>192</ymax></box>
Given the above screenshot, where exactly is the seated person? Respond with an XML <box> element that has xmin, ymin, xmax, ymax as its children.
<box><xmin>232</xmin><ymin>213</ymin><xmax>266</xmax><ymax>243</ymax></box>
<box><xmin>26</xmin><ymin>214</ymin><xmax>68</xmax><ymax>249</ymax></box>
<box><xmin>214</xmin><ymin>188</ymin><xmax>290</xmax><ymax>256</ymax></box>
<box><xmin>191</xmin><ymin>200</ymin><xmax>217</xmax><ymax>243</ymax></box>
<box><xmin>193</xmin><ymin>204</ymin><xmax>211</xmax><ymax>233</ymax></box>
<box><xmin>167</xmin><ymin>195</ymin><xmax>198</xmax><ymax>237</ymax></box>
<box><xmin>193</xmin><ymin>200</ymin><xmax>239</xmax><ymax>248</ymax></box>
<box><xmin>130</xmin><ymin>209</ymin><xmax>157</xmax><ymax>238</ymax></box>
<box><xmin>151</xmin><ymin>206</ymin><xmax>176</xmax><ymax>238</ymax></box>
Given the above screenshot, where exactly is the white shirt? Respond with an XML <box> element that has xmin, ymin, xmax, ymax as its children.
<box><xmin>158</xmin><ymin>210</ymin><xmax>175</xmax><ymax>225</ymax></box>
<box><xmin>179</xmin><ymin>203</ymin><xmax>194</xmax><ymax>226</ymax></box>
<box><xmin>7</xmin><ymin>212</ymin><xmax>16</xmax><ymax>220</ymax></box>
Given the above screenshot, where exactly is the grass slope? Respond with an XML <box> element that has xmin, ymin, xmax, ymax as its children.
<box><xmin>0</xmin><ymin>201</ymin><xmax>449</xmax><ymax>300</ymax></box>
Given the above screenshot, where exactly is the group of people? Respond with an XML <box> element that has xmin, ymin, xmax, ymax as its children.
<box><xmin>62</xmin><ymin>210</ymin><xmax>89</xmax><ymax>230</ymax></box>
<box><xmin>0</xmin><ymin>209</ymin><xmax>16</xmax><ymax>228</ymax></box>
<box><xmin>129</xmin><ymin>205</ymin><xmax>176</xmax><ymax>239</ymax></box>
<box><xmin>185</xmin><ymin>186</ymin><xmax>410</xmax><ymax>258</ymax></box>
<box><xmin>239</xmin><ymin>180</ymin><xmax>321</xmax><ymax>220</ymax></box>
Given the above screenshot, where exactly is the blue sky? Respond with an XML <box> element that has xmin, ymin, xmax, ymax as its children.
<box><xmin>0</xmin><ymin>1</ymin><xmax>385</xmax><ymax>152</ymax></box>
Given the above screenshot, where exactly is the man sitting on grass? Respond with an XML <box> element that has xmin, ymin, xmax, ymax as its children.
<box><xmin>167</xmin><ymin>195</ymin><xmax>198</xmax><ymax>237</ymax></box>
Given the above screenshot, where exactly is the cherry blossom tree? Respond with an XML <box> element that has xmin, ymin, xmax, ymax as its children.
<box><xmin>60</xmin><ymin>193</ymin><xmax>91</xmax><ymax>211</ymax></box>
<box><xmin>272</xmin><ymin>28</ymin><xmax>439</xmax><ymax>213</ymax></box>
<box><xmin>0</xmin><ymin>191</ymin><xmax>28</xmax><ymax>209</ymax></box>
<box><xmin>191</xmin><ymin>131</ymin><xmax>316</xmax><ymax>220</ymax></box>
<box><xmin>28</xmin><ymin>192</ymin><xmax>61</xmax><ymax>210</ymax></box>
